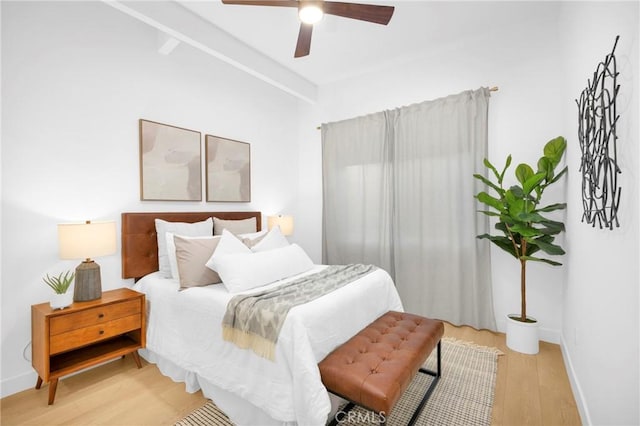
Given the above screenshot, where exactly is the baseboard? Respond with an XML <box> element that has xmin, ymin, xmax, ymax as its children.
<box><xmin>560</xmin><ymin>334</ymin><xmax>591</xmax><ymax>425</ymax></box>
<box><xmin>539</xmin><ymin>326</ymin><xmax>561</xmax><ymax>344</ymax></box>
<box><xmin>0</xmin><ymin>370</ymin><xmax>38</xmax><ymax>399</ymax></box>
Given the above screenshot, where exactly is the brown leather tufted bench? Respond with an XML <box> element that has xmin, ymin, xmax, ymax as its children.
<box><xmin>319</xmin><ymin>311</ymin><xmax>444</xmax><ymax>426</ymax></box>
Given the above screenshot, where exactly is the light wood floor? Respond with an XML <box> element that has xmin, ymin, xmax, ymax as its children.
<box><xmin>0</xmin><ymin>323</ymin><xmax>581</xmax><ymax>425</ymax></box>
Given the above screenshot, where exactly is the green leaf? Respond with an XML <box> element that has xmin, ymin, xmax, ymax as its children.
<box><xmin>483</xmin><ymin>158</ymin><xmax>501</xmax><ymax>181</ymax></box>
<box><xmin>543</xmin><ymin>136</ymin><xmax>567</xmax><ymax>167</ymax></box>
<box><xmin>536</xmin><ymin>203</ymin><xmax>567</xmax><ymax>213</ymax></box>
<box><xmin>477</xmin><ymin>210</ymin><xmax>501</xmax><ymax>217</ymax></box>
<box><xmin>538</xmin><ymin>220</ymin><xmax>565</xmax><ymax>235</ymax></box>
<box><xmin>505</xmin><ymin>189</ymin><xmax>527</xmax><ymax>220</ymax></box>
<box><xmin>42</xmin><ymin>270</ymin><xmax>75</xmax><ymax>294</ymax></box>
<box><xmin>548</xmin><ymin>166</ymin><xmax>568</xmax><ymax>185</ymax></box>
<box><xmin>477</xmin><ymin>234</ymin><xmax>518</xmax><ymax>258</ymax></box>
<box><xmin>499</xmin><ymin>155</ymin><xmax>512</xmax><ymax>182</ymax></box>
<box><xmin>508</xmin><ymin>185</ymin><xmax>525</xmax><ymax>199</ymax></box>
<box><xmin>537</xmin><ymin>156</ymin><xmax>554</xmax><ymax>181</ymax></box>
<box><xmin>517</xmin><ymin>211</ymin><xmax>548</xmax><ymax>223</ymax></box>
<box><xmin>495</xmin><ymin>221</ymin><xmax>508</xmax><ymax>233</ymax></box>
<box><xmin>525</xmin><ymin>243</ymin><xmax>541</xmax><ymax>257</ymax></box>
<box><xmin>495</xmin><ymin>221</ymin><xmax>512</xmax><ymax>234</ymax></box>
<box><xmin>473</xmin><ymin>173</ymin><xmax>503</xmax><ymax>196</ymax></box>
<box><xmin>523</xmin><ymin>172</ymin><xmax>547</xmax><ymax>195</ymax></box>
<box><xmin>530</xmin><ymin>238</ymin><xmax>565</xmax><ymax>255</ymax></box>
<box><xmin>476</xmin><ymin>192</ymin><xmax>504</xmax><ymax>212</ymax></box>
<box><xmin>521</xmin><ymin>255</ymin><xmax>563</xmax><ymax>266</ymax></box>
<box><xmin>515</xmin><ymin>163</ymin><xmax>535</xmax><ymax>186</ymax></box>
<box><xmin>509</xmin><ymin>223</ymin><xmax>542</xmax><ymax>237</ymax></box>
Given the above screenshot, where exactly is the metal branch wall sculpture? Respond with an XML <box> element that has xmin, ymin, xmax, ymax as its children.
<box><xmin>576</xmin><ymin>35</ymin><xmax>621</xmax><ymax>230</ymax></box>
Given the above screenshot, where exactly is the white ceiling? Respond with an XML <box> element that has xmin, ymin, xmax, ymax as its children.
<box><xmin>175</xmin><ymin>0</ymin><xmax>556</xmax><ymax>86</ymax></box>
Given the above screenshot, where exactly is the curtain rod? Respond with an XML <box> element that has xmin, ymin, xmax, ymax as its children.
<box><xmin>316</xmin><ymin>86</ymin><xmax>499</xmax><ymax>130</ymax></box>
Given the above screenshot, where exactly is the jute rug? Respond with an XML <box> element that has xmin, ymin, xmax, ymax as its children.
<box><xmin>175</xmin><ymin>337</ymin><xmax>501</xmax><ymax>426</ymax></box>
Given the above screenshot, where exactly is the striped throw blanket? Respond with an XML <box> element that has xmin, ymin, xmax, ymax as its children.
<box><xmin>222</xmin><ymin>264</ymin><xmax>377</xmax><ymax>361</ymax></box>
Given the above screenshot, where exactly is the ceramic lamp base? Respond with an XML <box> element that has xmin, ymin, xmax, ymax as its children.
<box><xmin>74</xmin><ymin>260</ymin><xmax>102</xmax><ymax>302</ymax></box>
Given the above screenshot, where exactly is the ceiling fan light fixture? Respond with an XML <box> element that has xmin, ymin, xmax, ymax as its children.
<box><xmin>298</xmin><ymin>4</ymin><xmax>324</xmax><ymax>24</ymax></box>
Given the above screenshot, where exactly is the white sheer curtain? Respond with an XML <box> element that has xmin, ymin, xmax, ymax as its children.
<box><xmin>322</xmin><ymin>88</ymin><xmax>495</xmax><ymax>330</ymax></box>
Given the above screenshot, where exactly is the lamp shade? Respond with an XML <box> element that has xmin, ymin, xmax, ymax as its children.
<box><xmin>58</xmin><ymin>221</ymin><xmax>117</xmax><ymax>260</ymax></box>
<box><xmin>267</xmin><ymin>215</ymin><xmax>294</xmax><ymax>236</ymax></box>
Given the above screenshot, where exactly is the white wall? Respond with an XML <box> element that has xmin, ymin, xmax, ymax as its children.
<box><xmin>301</xmin><ymin>2</ymin><xmax>568</xmax><ymax>342</ymax></box>
<box><xmin>1</xmin><ymin>1</ymin><xmax>302</xmax><ymax>397</ymax></box>
<box><xmin>560</xmin><ymin>2</ymin><xmax>639</xmax><ymax>425</ymax></box>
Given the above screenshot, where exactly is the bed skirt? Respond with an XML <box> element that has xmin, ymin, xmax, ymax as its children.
<box><xmin>139</xmin><ymin>348</ymin><xmax>346</xmax><ymax>425</ymax></box>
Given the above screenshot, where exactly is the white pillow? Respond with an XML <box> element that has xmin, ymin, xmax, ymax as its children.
<box><xmin>155</xmin><ymin>218</ymin><xmax>213</xmax><ymax>278</ymax></box>
<box><xmin>250</xmin><ymin>226</ymin><xmax>290</xmax><ymax>252</ymax></box>
<box><xmin>211</xmin><ymin>243</ymin><xmax>314</xmax><ymax>294</ymax></box>
<box><xmin>205</xmin><ymin>229</ymin><xmax>251</xmax><ymax>272</ymax></box>
<box><xmin>166</xmin><ymin>232</ymin><xmax>180</xmax><ymax>279</ymax></box>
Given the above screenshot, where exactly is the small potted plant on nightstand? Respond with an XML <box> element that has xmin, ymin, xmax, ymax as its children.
<box><xmin>44</xmin><ymin>271</ymin><xmax>75</xmax><ymax>310</ymax></box>
<box><xmin>474</xmin><ymin>136</ymin><xmax>567</xmax><ymax>354</ymax></box>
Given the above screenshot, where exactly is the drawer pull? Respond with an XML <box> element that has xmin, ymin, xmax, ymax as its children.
<box><xmin>98</xmin><ymin>313</ymin><xmax>105</xmax><ymax>319</ymax></box>
<box><xmin>99</xmin><ymin>330</ymin><xmax>104</xmax><ymax>335</ymax></box>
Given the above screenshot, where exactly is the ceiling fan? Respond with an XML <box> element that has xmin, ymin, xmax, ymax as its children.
<box><xmin>220</xmin><ymin>0</ymin><xmax>395</xmax><ymax>58</ymax></box>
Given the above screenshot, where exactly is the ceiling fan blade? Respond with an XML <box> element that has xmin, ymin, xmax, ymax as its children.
<box><xmin>323</xmin><ymin>1</ymin><xmax>394</xmax><ymax>25</ymax></box>
<box><xmin>221</xmin><ymin>0</ymin><xmax>298</xmax><ymax>7</ymax></box>
<box><xmin>294</xmin><ymin>23</ymin><xmax>313</xmax><ymax>58</ymax></box>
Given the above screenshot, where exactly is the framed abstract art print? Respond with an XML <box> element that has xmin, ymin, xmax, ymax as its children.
<box><xmin>139</xmin><ymin>119</ymin><xmax>202</xmax><ymax>201</ymax></box>
<box><xmin>205</xmin><ymin>134</ymin><xmax>251</xmax><ymax>202</ymax></box>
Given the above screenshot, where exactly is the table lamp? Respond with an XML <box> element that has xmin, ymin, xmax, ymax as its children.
<box><xmin>58</xmin><ymin>220</ymin><xmax>117</xmax><ymax>302</ymax></box>
<box><xmin>267</xmin><ymin>215</ymin><xmax>294</xmax><ymax>236</ymax></box>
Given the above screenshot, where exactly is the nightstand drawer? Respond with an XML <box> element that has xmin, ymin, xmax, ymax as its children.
<box><xmin>50</xmin><ymin>299</ymin><xmax>141</xmax><ymax>335</ymax></box>
<box><xmin>50</xmin><ymin>314</ymin><xmax>141</xmax><ymax>355</ymax></box>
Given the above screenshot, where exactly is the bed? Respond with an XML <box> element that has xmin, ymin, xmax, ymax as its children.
<box><xmin>122</xmin><ymin>211</ymin><xmax>403</xmax><ymax>425</ymax></box>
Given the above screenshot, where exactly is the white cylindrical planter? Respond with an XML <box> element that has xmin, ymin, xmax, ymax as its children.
<box><xmin>506</xmin><ymin>314</ymin><xmax>539</xmax><ymax>355</ymax></box>
<box><xmin>50</xmin><ymin>292</ymin><xmax>73</xmax><ymax>310</ymax></box>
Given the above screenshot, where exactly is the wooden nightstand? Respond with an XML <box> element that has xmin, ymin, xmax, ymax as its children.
<box><xmin>31</xmin><ymin>288</ymin><xmax>146</xmax><ymax>405</ymax></box>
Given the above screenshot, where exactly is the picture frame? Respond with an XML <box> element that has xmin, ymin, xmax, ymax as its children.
<box><xmin>139</xmin><ymin>119</ymin><xmax>202</xmax><ymax>201</ymax></box>
<box><xmin>205</xmin><ymin>134</ymin><xmax>251</xmax><ymax>202</ymax></box>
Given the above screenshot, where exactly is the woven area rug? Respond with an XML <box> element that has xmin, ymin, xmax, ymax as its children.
<box><xmin>175</xmin><ymin>337</ymin><xmax>501</xmax><ymax>426</ymax></box>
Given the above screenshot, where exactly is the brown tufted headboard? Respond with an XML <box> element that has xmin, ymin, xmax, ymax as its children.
<box><xmin>121</xmin><ymin>211</ymin><xmax>262</xmax><ymax>280</ymax></box>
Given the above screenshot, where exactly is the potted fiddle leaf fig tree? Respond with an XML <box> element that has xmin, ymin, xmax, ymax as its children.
<box><xmin>474</xmin><ymin>136</ymin><xmax>568</xmax><ymax>354</ymax></box>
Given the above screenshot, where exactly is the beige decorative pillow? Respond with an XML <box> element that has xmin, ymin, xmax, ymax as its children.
<box><xmin>213</xmin><ymin>217</ymin><xmax>257</xmax><ymax>236</ymax></box>
<box><xmin>242</xmin><ymin>232</ymin><xmax>268</xmax><ymax>249</ymax></box>
<box><xmin>174</xmin><ymin>235</ymin><xmax>222</xmax><ymax>289</ymax></box>
<box><xmin>155</xmin><ymin>218</ymin><xmax>213</xmax><ymax>278</ymax></box>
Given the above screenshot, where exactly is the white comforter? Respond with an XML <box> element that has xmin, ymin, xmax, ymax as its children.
<box><xmin>133</xmin><ymin>265</ymin><xmax>403</xmax><ymax>425</ymax></box>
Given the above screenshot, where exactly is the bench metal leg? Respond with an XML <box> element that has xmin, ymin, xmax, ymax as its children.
<box><xmin>407</xmin><ymin>340</ymin><xmax>442</xmax><ymax>426</ymax></box>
